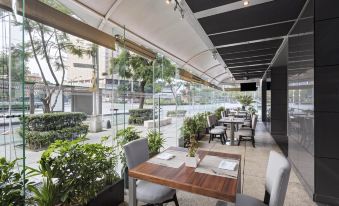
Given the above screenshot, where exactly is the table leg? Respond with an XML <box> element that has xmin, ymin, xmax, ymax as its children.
<box><xmin>129</xmin><ymin>177</ymin><xmax>137</xmax><ymax>206</ymax></box>
<box><xmin>230</xmin><ymin>123</ymin><xmax>235</xmax><ymax>146</ymax></box>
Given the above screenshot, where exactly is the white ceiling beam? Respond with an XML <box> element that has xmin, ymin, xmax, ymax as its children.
<box><xmin>98</xmin><ymin>0</ymin><xmax>123</xmax><ymax>30</ymax></box>
<box><xmin>194</xmin><ymin>0</ymin><xmax>273</xmax><ymax>19</ymax></box>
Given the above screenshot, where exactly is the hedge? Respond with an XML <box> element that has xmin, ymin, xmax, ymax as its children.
<box><xmin>128</xmin><ymin>109</ymin><xmax>155</xmax><ymax>125</ymax></box>
<box><xmin>20</xmin><ymin>112</ymin><xmax>87</xmax><ymax>131</ymax></box>
<box><xmin>19</xmin><ymin>112</ymin><xmax>88</xmax><ymax>150</ymax></box>
<box><xmin>167</xmin><ymin>110</ymin><xmax>187</xmax><ymax>117</ymax></box>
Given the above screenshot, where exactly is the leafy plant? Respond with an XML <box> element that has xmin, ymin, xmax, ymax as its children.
<box><xmin>214</xmin><ymin>107</ymin><xmax>225</xmax><ymax>119</ymax></box>
<box><xmin>147</xmin><ymin>130</ymin><xmax>165</xmax><ymax>155</ymax></box>
<box><xmin>187</xmin><ymin>135</ymin><xmax>198</xmax><ymax>157</ymax></box>
<box><xmin>0</xmin><ymin>158</ymin><xmax>30</xmax><ymax>206</ymax></box>
<box><xmin>248</xmin><ymin>106</ymin><xmax>257</xmax><ymax>115</ymax></box>
<box><xmin>236</xmin><ymin>95</ymin><xmax>254</xmax><ymax>108</ymax></box>
<box><xmin>29</xmin><ymin>137</ymin><xmax>119</xmax><ymax>206</ymax></box>
<box><xmin>27</xmin><ymin>163</ymin><xmax>60</xmax><ymax>206</ymax></box>
<box><xmin>115</xmin><ymin>127</ymin><xmax>141</xmax><ymax>166</ymax></box>
<box><xmin>182</xmin><ymin>113</ymin><xmax>206</xmax><ymax>148</ymax></box>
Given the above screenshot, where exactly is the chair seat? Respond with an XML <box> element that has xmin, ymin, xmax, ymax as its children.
<box><xmin>210</xmin><ymin>128</ymin><xmax>225</xmax><ymax>135</ymax></box>
<box><xmin>136</xmin><ymin>180</ymin><xmax>176</xmax><ymax>204</ymax></box>
<box><xmin>215</xmin><ymin>125</ymin><xmax>227</xmax><ymax>130</ymax></box>
<box><xmin>216</xmin><ymin>194</ymin><xmax>266</xmax><ymax>206</ymax></box>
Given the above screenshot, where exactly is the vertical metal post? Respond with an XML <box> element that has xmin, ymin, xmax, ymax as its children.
<box><xmin>129</xmin><ymin>177</ymin><xmax>137</xmax><ymax>206</ymax></box>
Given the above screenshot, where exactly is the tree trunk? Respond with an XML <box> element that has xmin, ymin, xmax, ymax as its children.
<box><xmin>139</xmin><ymin>81</ymin><xmax>146</xmax><ymax>109</ymax></box>
<box><xmin>42</xmin><ymin>98</ymin><xmax>51</xmax><ymax>113</ymax></box>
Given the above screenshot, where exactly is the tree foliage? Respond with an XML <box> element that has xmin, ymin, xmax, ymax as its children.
<box><xmin>111</xmin><ymin>50</ymin><xmax>177</xmax><ymax>109</ymax></box>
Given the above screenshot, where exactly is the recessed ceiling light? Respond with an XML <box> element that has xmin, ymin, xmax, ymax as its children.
<box><xmin>166</xmin><ymin>0</ymin><xmax>171</xmax><ymax>4</ymax></box>
<box><xmin>243</xmin><ymin>0</ymin><xmax>249</xmax><ymax>6</ymax></box>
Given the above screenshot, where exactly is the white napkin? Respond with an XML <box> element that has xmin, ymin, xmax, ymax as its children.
<box><xmin>218</xmin><ymin>160</ymin><xmax>237</xmax><ymax>171</ymax></box>
<box><xmin>156</xmin><ymin>152</ymin><xmax>175</xmax><ymax>160</ymax></box>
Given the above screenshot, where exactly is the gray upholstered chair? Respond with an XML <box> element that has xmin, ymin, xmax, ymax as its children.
<box><xmin>216</xmin><ymin>150</ymin><xmax>291</xmax><ymax>206</ymax></box>
<box><xmin>207</xmin><ymin>115</ymin><xmax>226</xmax><ymax>144</ymax></box>
<box><xmin>124</xmin><ymin>138</ymin><xmax>179</xmax><ymax>206</ymax></box>
<box><xmin>237</xmin><ymin>114</ymin><xmax>257</xmax><ymax>147</ymax></box>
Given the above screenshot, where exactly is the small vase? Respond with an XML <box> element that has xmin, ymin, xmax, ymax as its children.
<box><xmin>185</xmin><ymin>156</ymin><xmax>199</xmax><ymax>168</ymax></box>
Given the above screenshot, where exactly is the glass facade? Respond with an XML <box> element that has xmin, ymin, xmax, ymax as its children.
<box><xmin>287</xmin><ymin>0</ymin><xmax>314</xmax><ymax>193</ymax></box>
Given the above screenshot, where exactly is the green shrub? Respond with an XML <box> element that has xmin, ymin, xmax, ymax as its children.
<box><xmin>0</xmin><ymin>158</ymin><xmax>31</xmax><ymax>205</ymax></box>
<box><xmin>20</xmin><ymin>112</ymin><xmax>87</xmax><ymax>131</ymax></box>
<box><xmin>29</xmin><ymin>138</ymin><xmax>119</xmax><ymax>206</ymax></box>
<box><xmin>214</xmin><ymin>107</ymin><xmax>225</xmax><ymax>119</ymax></box>
<box><xmin>128</xmin><ymin>109</ymin><xmax>154</xmax><ymax>125</ymax></box>
<box><xmin>19</xmin><ymin>112</ymin><xmax>88</xmax><ymax>150</ymax></box>
<box><xmin>166</xmin><ymin>110</ymin><xmax>187</xmax><ymax>117</ymax></box>
<box><xmin>24</xmin><ymin>125</ymin><xmax>88</xmax><ymax>150</ymax></box>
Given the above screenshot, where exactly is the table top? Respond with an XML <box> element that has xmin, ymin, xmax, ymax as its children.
<box><xmin>219</xmin><ymin>117</ymin><xmax>245</xmax><ymax>123</ymax></box>
<box><xmin>129</xmin><ymin>147</ymin><xmax>241</xmax><ymax>203</ymax></box>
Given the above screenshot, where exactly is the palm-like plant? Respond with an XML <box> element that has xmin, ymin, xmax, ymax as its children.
<box><xmin>236</xmin><ymin>95</ymin><xmax>254</xmax><ymax>109</ymax></box>
<box><xmin>147</xmin><ymin>130</ymin><xmax>165</xmax><ymax>155</ymax></box>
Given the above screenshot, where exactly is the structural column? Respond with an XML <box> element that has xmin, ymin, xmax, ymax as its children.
<box><xmin>270</xmin><ymin>66</ymin><xmax>288</xmax><ymax>156</ymax></box>
<box><xmin>314</xmin><ymin>0</ymin><xmax>339</xmax><ymax>204</ymax></box>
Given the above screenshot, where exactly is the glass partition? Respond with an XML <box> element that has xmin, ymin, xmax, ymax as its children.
<box><xmin>0</xmin><ymin>2</ymin><xmax>26</xmax><ymax>204</ymax></box>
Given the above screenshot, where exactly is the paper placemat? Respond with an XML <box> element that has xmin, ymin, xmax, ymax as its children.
<box><xmin>195</xmin><ymin>155</ymin><xmax>239</xmax><ymax>179</ymax></box>
<box><xmin>147</xmin><ymin>149</ymin><xmax>187</xmax><ymax>168</ymax></box>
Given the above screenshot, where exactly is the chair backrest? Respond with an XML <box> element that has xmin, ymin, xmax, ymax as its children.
<box><xmin>124</xmin><ymin>138</ymin><xmax>149</xmax><ymax>169</ymax></box>
<box><xmin>207</xmin><ymin>115</ymin><xmax>213</xmax><ymax>128</ymax></box>
<box><xmin>221</xmin><ymin>111</ymin><xmax>225</xmax><ymax>118</ymax></box>
<box><xmin>265</xmin><ymin>151</ymin><xmax>291</xmax><ymax>206</ymax></box>
<box><xmin>251</xmin><ymin>114</ymin><xmax>258</xmax><ymax>130</ymax></box>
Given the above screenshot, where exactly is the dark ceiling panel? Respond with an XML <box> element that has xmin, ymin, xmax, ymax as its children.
<box><xmin>221</xmin><ymin>48</ymin><xmax>277</xmax><ymax>60</ymax></box>
<box><xmin>228</xmin><ymin>64</ymin><xmax>268</xmax><ymax>71</ymax></box>
<box><xmin>233</xmin><ymin>72</ymin><xmax>265</xmax><ymax>80</ymax></box>
<box><xmin>185</xmin><ymin>0</ymin><xmax>240</xmax><ymax>13</ymax></box>
<box><xmin>217</xmin><ymin>39</ymin><xmax>282</xmax><ymax>54</ymax></box>
<box><xmin>226</xmin><ymin>54</ymin><xmax>274</xmax><ymax>64</ymax></box>
<box><xmin>227</xmin><ymin>59</ymin><xmax>271</xmax><ymax>67</ymax></box>
<box><xmin>198</xmin><ymin>0</ymin><xmax>306</xmax><ymax>34</ymax></box>
<box><xmin>210</xmin><ymin>22</ymin><xmax>292</xmax><ymax>46</ymax></box>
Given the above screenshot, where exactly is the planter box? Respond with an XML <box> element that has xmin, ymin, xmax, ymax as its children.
<box><xmin>87</xmin><ymin>179</ymin><xmax>124</xmax><ymax>206</ymax></box>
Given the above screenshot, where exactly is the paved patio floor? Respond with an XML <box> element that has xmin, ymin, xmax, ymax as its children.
<box><xmin>123</xmin><ymin>122</ymin><xmax>315</xmax><ymax>206</ymax></box>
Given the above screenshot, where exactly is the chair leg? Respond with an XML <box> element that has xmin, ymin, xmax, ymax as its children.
<box><xmin>209</xmin><ymin>134</ymin><xmax>212</xmax><ymax>143</ymax></box>
<box><xmin>238</xmin><ymin>135</ymin><xmax>242</xmax><ymax>146</ymax></box>
<box><xmin>252</xmin><ymin>136</ymin><xmax>255</xmax><ymax>148</ymax></box>
<box><xmin>173</xmin><ymin>193</ymin><xmax>179</xmax><ymax>206</ymax></box>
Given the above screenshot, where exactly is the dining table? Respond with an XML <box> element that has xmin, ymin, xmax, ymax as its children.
<box><xmin>219</xmin><ymin>117</ymin><xmax>245</xmax><ymax>145</ymax></box>
<box><xmin>128</xmin><ymin>147</ymin><xmax>242</xmax><ymax>206</ymax></box>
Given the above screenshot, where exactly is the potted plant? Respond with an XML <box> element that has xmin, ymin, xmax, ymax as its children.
<box><xmin>236</xmin><ymin>95</ymin><xmax>254</xmax><ymax>110</ymax></box>
<box><xmin>185</xmin><ymin>135</ymin><xmax>199</xmax><ymax>168</ymax></box>
<box><xmin>248</xmin><ymin>106</ymin><xmax>257</xmax><ymax>115</ymax></box>
<box><xmin>0</xmin><ymin>158</ymin><xmax>31</xmax><ymax>206</ymax></box>
<box><xmin>115</xmin><ymin>126</ymin><xmax>141</xmax><ymax>188</ymax></box>
<box><xmin>147</xmin><ymin>130</ymin><xmax>165</xmax><ymax>157</ymax></box>
<box><xmin>28</xmin><ymin>137</ymin><xmax>124</xmax><ymax>206</ymax></box>
<box><xmin>194</xmin><ymin>113</ymin><xmax>208</xmax><ymax>140</ymax></box>
<box><xmin>214</xmin><ymin>107</ymin><xmax>225</xmax><ymax>119</ymax></box>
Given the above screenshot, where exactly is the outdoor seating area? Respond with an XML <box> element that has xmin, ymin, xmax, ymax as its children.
<box><xmin>1</xmin><ymin>0</ymin><xmax>339</xmax><ymax>206</ymax></box>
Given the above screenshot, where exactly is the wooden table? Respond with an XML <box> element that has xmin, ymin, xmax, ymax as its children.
<box><xmin>219</xmin><ymin>117</ymin><xmax>245</xmax><ymax>145</ymax></box>
<box><xmin>128</xmin><ymin>147</ymin><xmax>241</xmax><ymax>206</ymax></box>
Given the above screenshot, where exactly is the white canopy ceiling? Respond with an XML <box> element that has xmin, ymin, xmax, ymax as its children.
<box><xmin>57</xmin><ymin>0</ymin><xmax>233</xmax><ymax>86</ymax></box>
